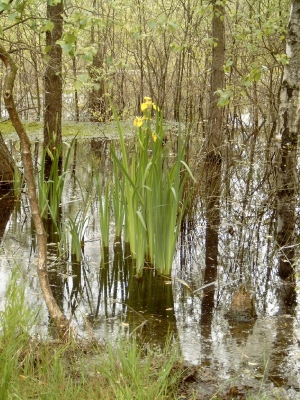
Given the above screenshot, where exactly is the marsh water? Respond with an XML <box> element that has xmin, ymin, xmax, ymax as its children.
<box><xmin>0</xmin><ymin>130</ymin><xmax>300</xmax><ymax>396</ymax></box>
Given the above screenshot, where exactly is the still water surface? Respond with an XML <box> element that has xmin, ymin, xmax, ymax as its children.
<box><xmin>0</xmin><ymin>136</ymin><xmax>299</xmax><ymax>395</ymax></box>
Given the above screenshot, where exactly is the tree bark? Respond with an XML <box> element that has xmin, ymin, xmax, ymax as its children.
<box><xmin>276</xmin><ymin>0</ymin><xmax>300</xmax><ymax>307</ymax></box>
<box><xmin>0</xmin><ymin>44</ymin><xmax>70</xmax><ymax>339</ymax></box>
<box><xmin>43</xmin><ymin>0</ymin><xmax>63</xmax><ymax>148</ymax></box>
<box><xmin>202</xmin><ymin>0</ymin><xmax>225</xmax><ymax>314</ymax></box>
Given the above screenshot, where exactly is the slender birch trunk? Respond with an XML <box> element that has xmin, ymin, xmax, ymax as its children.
<box><xmin>276</xmin><ymin>0</ymin><xmax>300</xmax><ymax>307</ymax></box>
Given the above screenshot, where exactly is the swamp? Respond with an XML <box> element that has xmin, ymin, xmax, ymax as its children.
<box><xmin>0</xmin><ymin>116</ymin><xmax>300</xmax><ymax>399</ymax></box>
<box><xmin>1</xmin><ymin>0</ymin><xmax>300</xmax><ymax>399</ymax></box>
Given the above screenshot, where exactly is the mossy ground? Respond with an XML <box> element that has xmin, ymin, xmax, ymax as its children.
<box><xmin>0</xmin><ymin>118</ymin><xmax>134</xmax><ymax>140</ymax></box>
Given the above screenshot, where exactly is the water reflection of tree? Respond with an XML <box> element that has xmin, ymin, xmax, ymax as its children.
<box><xmin>0</xmin><ymin>190</ymin><xmax>15</xmax><ymax>240</ymax></box>
<box><xmin>125</xmin><ymin>269</ymin><xmax>177</xmax><ymax>342</ymax></box>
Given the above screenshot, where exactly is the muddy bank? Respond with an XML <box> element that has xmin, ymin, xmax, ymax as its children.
<box><xmin>179</xmin><ymin>365</ymin><xmax>300</xmax><ymax>399</ymax></box>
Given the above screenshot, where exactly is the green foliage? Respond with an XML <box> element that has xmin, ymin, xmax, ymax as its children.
<box><xmin>216</xmin><ymin>87</ymin><xmax>233</xmax><ymax>107</ymax></box>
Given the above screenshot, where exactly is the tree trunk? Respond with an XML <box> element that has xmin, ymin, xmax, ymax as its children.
<box><xmin>276</xmin><ymin>0</ymin><xmax>300</xmax><ymax>307</ymax></box>
<box><xmin>43</xmin><ymin>0</ymin><xmax>63</xmax><ymax>148</ymax></box>
<box><xmin>0</xmin><ymin>132</ymin><xmax>15</xmax><ymax>188</ymax></box>
<box><xmin>202</xmin><ymin>0</ymin><xmax>225</xmax><ymax>312</ymax></box>
<box><xmin>89</xmin><ymin>47</ymin><xmax>107</xmax><ymax>122</ymax></box>
<box><xmin>0</xmin><ymin>44</ymin><xmax>70</xmax><ymax>339</ymax></box>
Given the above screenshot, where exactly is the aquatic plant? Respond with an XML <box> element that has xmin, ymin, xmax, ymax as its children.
<box><xmin>67</xmin><ymin>180</ymin><xmax>93</xmax><ymax>263</ymax></box>
<box><xmin>38</xmin><ymin>138</ymin><xmax>74</xmax><ymax>221</ymax></box>
<box><xmin>111</xmin><ymin>150</ymin><xmax>125</xmax><ymax>241</ymax></box>
<box><xmin>111</xmin><ymin>97</ymin><xmax>195</xmax><ymax>275</ymax></box>
<box><xmin>68</xmin><ymin>211</ymin><xmax>89</xmax><ymax>262</ymax></box>
<box><xmin>96</xmin><ymin>176</ymin><xmax>111</xmax><ymax>251</ymax></box>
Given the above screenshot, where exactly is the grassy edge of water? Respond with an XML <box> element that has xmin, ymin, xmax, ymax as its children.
<box><xmin>0</xmin><ymin>268</ymin><xmax>185</xmax><ymax>400</ymax></box>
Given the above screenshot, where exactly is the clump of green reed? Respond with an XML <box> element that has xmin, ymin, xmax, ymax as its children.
<box><xmin>111</xmin><ymin>148</ymin><xmax>125</xmax><ymax>241</ymax></box>
<box><xmin>67</xmin><ymin>182</ymin><xmax>93</xmax><ymax>262</ymax></box>
<box><xmin>68</xmin><ymin>211</ymin><xmax>89</xmax><ymax>262</ymax></box>
<box><xmin>111</xmin><ymin>97</ymin><xmax>195</xmax><ymax>275</ymax></box>
<box><xmin>38</xmin><ymin>138</ymin><xmax>74</xmax><ymax>221</ymax></box>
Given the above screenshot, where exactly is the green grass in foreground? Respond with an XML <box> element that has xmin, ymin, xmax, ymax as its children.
<box><xmin>0</xmin><ymin>268</ymin><xmax>183</xmax><ymax>399</ymax></box>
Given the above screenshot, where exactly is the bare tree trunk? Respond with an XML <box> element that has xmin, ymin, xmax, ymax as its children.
<box><xmin>276</xmin><ymin>0</ymin><xmax>300</xmax><ymax>307</ymax></box>
<box><xmin>43</xmin><ymin>0</ymin><xmax>63</xmax><ymax>148</ymax></box>
<box><xmin>0</xmin><ymin>44</ymin><xmax>70</xmax><ymax>339</ymax></box>
<box><xmin>202</xmin><ymin>0</ymin><xmax>225</xmax><ymax>312</ymax></box>
<box><xmin>72</xmin><ymin>55</ymin><xmax>79</xmax><ymax>123</ymax></box>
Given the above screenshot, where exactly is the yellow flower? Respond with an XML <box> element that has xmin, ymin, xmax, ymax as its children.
<box><xmin>152</xmin><ymin>132</ymin><xmax>157</xmax><ymax>142</ymax></box>
<box><xmin>144</xmin><ymin>96</ymin><xmax>151</xmax><ymax>101</ymax></box>
<box><xmin>141</xmin><ymin>102</ymin><xmax>149</xmax><ymax>112</ymax></box>
<box><xmin>153</xmin><ymin>104</ymin><xmax>160</xmax><ymax>111</ymax></box>
<box><xmin>134</xmin><ymin>116</ymin><xmax>144</xmax><ymax>127</ymax></box>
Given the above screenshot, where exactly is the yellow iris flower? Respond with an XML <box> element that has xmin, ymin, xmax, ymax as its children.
<box><xmin>134</xmin><ymin>116</ymin><xmax>144</xmax><ymax>127</ymax></box>
<box><xmin>134</xmin><ymin>97</ymin><xmax>159</xmax><ymax>126</ymax></box>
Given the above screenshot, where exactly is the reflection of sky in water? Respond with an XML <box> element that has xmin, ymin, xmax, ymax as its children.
<box><xmin>0</xmin><ymin>139</ymin><xmax>300</xmax><ymax>390</ymax></box>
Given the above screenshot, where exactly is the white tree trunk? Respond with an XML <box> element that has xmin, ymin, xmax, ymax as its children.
<box><xmin>276</xmin><ymin>0</ymin><xmax>300</xmax><ymax>305</ymax></box>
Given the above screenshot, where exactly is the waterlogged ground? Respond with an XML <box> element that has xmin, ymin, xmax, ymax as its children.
<box><xmin>0</xmin><ymin>127</ymin><xmax>300</xmax><ymax>398</ymax></box>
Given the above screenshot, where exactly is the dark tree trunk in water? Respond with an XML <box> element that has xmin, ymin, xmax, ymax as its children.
<box><xmin>43</xmin><ymin>0</ymin><xmax>63</xmax><ymax>148</ymax></box>
<box><xmin>0</xmin><ymin>190</ymin><xmax>15</xmax><ymax>238</ymax></box>
<box><xmin>0</xmin><ymin>133</ymin><xmax>15</xmax><ymax>188</ymax></box>
<box><xmin>201</xmin><ymin>0</ymin><xmax>225</xmax><ymax>319</ymax></box>
<box><xmin>276</xmin><ymin>0</ymin><xmax>300</xmax><ymax>308</ymax></box>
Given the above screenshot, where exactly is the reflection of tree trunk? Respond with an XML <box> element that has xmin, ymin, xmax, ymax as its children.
<box><xmin>201</xmin><ymin>227</ymin><xmax>218</xmax><ymax>322</ymax></box>
<box><xmin>0</xmin><ymin>43</ymin><xmax>70</xmax><ymax>339</ymax></box>
<box><xmin>0</xmin><ymin>132</ymin><xmax>15</xmax><ymax>188</ymax></box>
<box><xmin>276</xmin><ymin>0</ymin><xmax>300</xmax><ymax>308</ymax></box>
<box><xmin>95</xmin><ymin>249</ymin><xmax>110</xmax><ymax>318</ymax></box>
<box><xmin>126</xmin><ymin>270</ymin><xmax>176</xmax><ymax>341</ymax></box>
<box><xmin>69</xmin><ymin>254</ymin><xmax>82</xmax><ymax>315</ymax></box>
<box><xmin>0</xmin><ymin>190</ymin><xmax>15</xmax><ymax>238</ymax></box>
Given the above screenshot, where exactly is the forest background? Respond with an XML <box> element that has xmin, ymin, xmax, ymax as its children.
<box><xmin>0</xmin><ymin>0</ymin><xmax>288</xmax><ymax>131</ymax></box>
